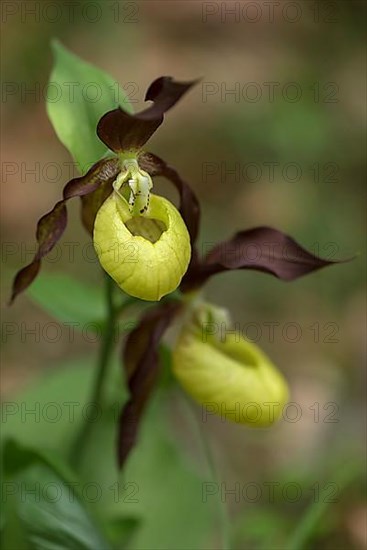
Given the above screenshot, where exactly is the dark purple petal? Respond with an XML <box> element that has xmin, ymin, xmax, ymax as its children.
<box><xmin>138</xmin><ymin>152</ymin><xmax>200</xmax><ymax>245</ymax></box>
<box><xmin>143</xmin><ymin>76</ymin><xmax>199</xmax><ymax>117</ymax></box>
<box><xmin>181</xmin><ymin>226</ymin><xmax>346</xmax><ymax>291</ymax></box>
<box><xmin>97</xmin><ymin>77</ymin><xmax>198</xmax><ymax>153</ymax></box>
<box><xmin>10</xmin><ymin>158</ymin><xmax>120</xmax><ymax>303</ymax></box>
<box><xmin>35</xmin><ymin>200</ymin><xmax>67</xmax><ymax>258</ymax></box>
<box><xmin>63</xmin><ymin>157</ymin><xmax>119</xmax><ymax>200</ymax></box>
<box><xmin>10</xmin><ymin>260</ymin><xmax>41</xmax><ymax>304</ymax></box>
<box><xmin>98</xmin><ymin>113</ymin><xmax>160</xmax><ymax>154</ymax></box>
<box><xmin>10</xmin><ymin>201</ymin><xmax>67</xmax><ymax>304</ymax></box>
<box><xmin>117</xmin><ymin>301</ymin><xmax>181</xmax><ymax>469</ymax></box>
<box><xmin>78</xmin><ymin>157</ymin><xmax>120</xmax><ymax>235</ymax></box>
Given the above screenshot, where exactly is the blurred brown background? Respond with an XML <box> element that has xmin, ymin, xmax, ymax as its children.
<box><xmin>1</xmin><ymin>1</ymin><xmax>366</xmax><ymax>548</ymax></box>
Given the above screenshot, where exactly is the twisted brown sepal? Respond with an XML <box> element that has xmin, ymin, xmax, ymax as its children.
<box><xmin>10</xmin><ymin>157</ymin><xmax>120</xmax><ymax>304</ymax></box>
<box><xmin>97</xmin><ymin>77</ymin><xmax>198</xmax><ymax>153</ymax></box>
<box><xmin>10</xmin><ymin>201</ymin><xmax>67</xmax><ymax>304</ymax></box>
<box><xmin>181</xmin><ymin>226</ymin><xmax>345</xmax><ymax>292</ymax></box>
<box><xmin>117</xmin><ymin>301</ymin><xmax>181</xmax><ymax>469</ymax></box>
<box><xmin>78</xmin><ymin>158</ymin><xmax>120</xmax><ymax>235</ymax></box>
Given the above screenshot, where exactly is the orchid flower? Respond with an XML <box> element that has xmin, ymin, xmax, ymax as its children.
<box><xmin>10</xmin><ymin>66</ymin><xmax>346</xmax><ymax>471</ymax></box>
<box><xmin>11</xmin><ymin>77</ymin><xmax>199</xmax><ymax>303</ymax></box>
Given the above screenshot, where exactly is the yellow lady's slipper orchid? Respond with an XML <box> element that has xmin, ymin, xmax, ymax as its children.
<box><xmin>93</xmin><ymin>181</ymin><xmax>191</xmax><ymax>301</ymax></box>
<box><xmin>173</xmin><ymin>304</ymin><xmax>289</xmax><ymax>426</ymax></box>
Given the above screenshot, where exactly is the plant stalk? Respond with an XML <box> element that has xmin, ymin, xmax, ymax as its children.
<box><xmin>89</xmin><ymin>275</ymin><xmax>116</xmax><ymax>406</ymax></box>
<box><xmin>184</xmin><ymin>393</ymin><xmax>232</xmax><ymax>550</ymax></box>
<box><xmin>70</xmin><ymin>274</ymin><xmax>117</xmax><ymax>468</ymax></box>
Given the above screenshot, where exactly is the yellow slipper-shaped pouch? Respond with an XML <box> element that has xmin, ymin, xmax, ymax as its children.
<box><xmin>173</xmin><ymin>304</ymin><xmax>289</xmax><ymax>426</ymax></box>
<box><xmin>94</xmin><ymin>192</ymin><xmax>191</xmax><ymax>301</ymax></box>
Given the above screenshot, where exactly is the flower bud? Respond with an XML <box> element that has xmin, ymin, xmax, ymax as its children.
<box><xmin>172</xmin><ymin>304</ymin><xmax>289</xmax><ymax>426</ymax></box>
<box><xmin>93</xmin><ymin>191</ymin><xmax>191</xmax><ymax>301</ymax></box>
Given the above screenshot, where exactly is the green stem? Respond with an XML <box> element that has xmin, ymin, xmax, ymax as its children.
<box><xmin>70</xmin><ymin>274</ymin><xmax>117</xmax><ymax>468</ymax></box>
<box><xmin>200</xmin><ymin>427</ymin><xmax>231</xmax><ymax>550</ymax></box>
<box><xmin>89</xmin><ymin>275</ymin><xmax>116</xmax><ymax>406</ymax></box>
<box><xmin>184</xmin><ymin>394</ymin><xmax>232</xmax><ymax>550</ymax></box>
<box><xmin>285</xmin><ymin>463</ymin><xmax>360</xmax><ymax>550</ymax></box>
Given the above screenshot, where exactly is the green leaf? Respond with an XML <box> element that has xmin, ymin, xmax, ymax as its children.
<box><xmin>3</xmin><ymin>439</ymin><xmax>79</xmax><ymax>487</ymax></box>
<box><xmin>2</xmin><ymin>441</ymin><xmax>112</xmax><ymax>550</ymax></box>
<box><xmin>0</xmin><ymin>354</ymin><xmax>128</xmax><ymax>461</ymax></box>
<box><xmin>27</xmin><ymin>271</ymin><xmax>138</xmax><ymax>331</ymax></box>
<box><xmin>1</xmin><ymin>359</ymin><xmax>98</xmax><ymax>450</ymax></box>
<box><xmin>27</xmin><ymin>272</ymin><xmax>106</xmax><ymax>326</ymax></box>
<box><xmin>19</xmin><ymin>465</ymin><xmax>111</xmax><ymax>550</ymax></box>
<box><xmin>1</xmin><ymin>359</ymin><xmax>214</xmax><ymax>548</ymax></box>
<box><xmin>46</xmin><ymin>40</ymin><xmax>133</xmax><ymax>172</ymax></box>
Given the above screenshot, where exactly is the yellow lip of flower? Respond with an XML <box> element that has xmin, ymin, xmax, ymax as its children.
<box><xmin>93</xmin><ymin>191</ymin><xmax>191</xmax><ymax>301</ymax></box>
<box><xmin>172</xmin><ymin>304</ymin><xmax>289</xmax><ymax>426</ymax></box>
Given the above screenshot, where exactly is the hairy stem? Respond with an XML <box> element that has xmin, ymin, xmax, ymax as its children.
<box><xmin>70</xmin><ymin>274</ymin><xmax>117</xmax><ymax>468</ymax></box>
<box><xmin>89</xmin><ymin>275</ymin><xmax>116</xmax><ymax>405</ymax></box>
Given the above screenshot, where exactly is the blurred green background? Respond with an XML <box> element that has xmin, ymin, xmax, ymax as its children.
<box><xmin>1</xmin><ymin>1</ymin><xmax>366</xmax><ymax>549</ymax></box>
